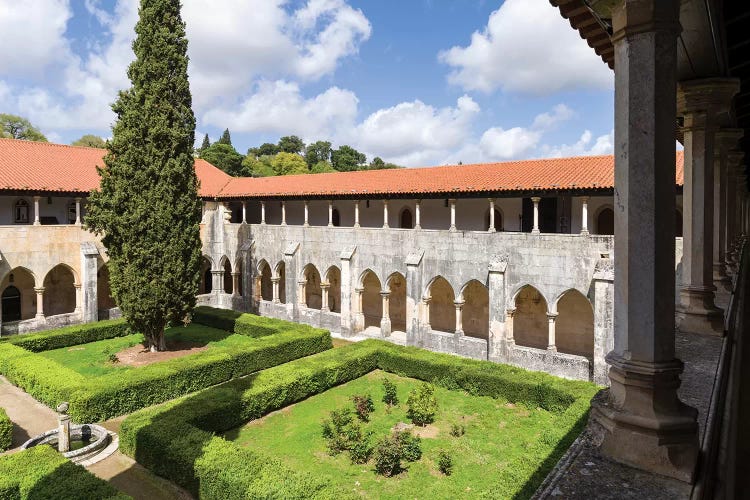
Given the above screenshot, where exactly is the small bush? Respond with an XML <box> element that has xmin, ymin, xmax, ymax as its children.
<box><xmin>0</xmin><ymin>407</ymin><xmax>11</xmax><ymax>451</ymax></box>
<box><xmin>321</xmin><ymin>408</ymin><xmax>357</xmax><ymax>455</ymax></box>
<box><xmin>396</xmin><ymin>430</ymin><xmax>422</xmax><ymax>462</ymax></box>
<box><xmin>108</xmin><ymin>354</ymin><xmax>120</xmax><ymax>364</ymax></box>
<box><xmin>348</xmin><ymin>433</ymin><xmax>374</xmax><ymax>464</ymax></box>
<box><xmin>406</xmin><ymin>383</ymin><xmax>438</xmax><ymax>426</ymax></box>
<box><xmin>382</xmin><ymin>377</ymin><xmax>398</xmax><ymax>406</ymax></box>
<box><xmin>437</xmin><ymin>451</ymin><xmax>453</xmax><ymax>475</ymax></box>
<box><xmin>450</xmin><ymin>423</ymin><xmax>465</xmax><ymax>437</ymax></box>
<box><xmin>351</xmin><ymin>393</ymin><xmax>375</xmax><ymax>422</ymax></box>
<box><xmin>373</xmin><ymin>434</ymin><xmax>403</xmax><ymax>477</ymax></box>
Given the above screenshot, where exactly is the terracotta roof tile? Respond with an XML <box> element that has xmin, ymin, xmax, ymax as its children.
<box><xmin>0</xmin><ymin>138</ymin><xmax>231</xmax><ymax>197</ymax></box>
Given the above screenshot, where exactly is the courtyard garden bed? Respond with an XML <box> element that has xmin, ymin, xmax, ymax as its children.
<box><xmin>0</xmin><ymin>407</ymin><xmax>11</xmax><ymax>451</ymax></box>
<box><xmin>0</xmin><ymin>308</ymin><xmax>332</xmax><ymax>422</ymax></box>
<box><xmin>120</xmin><ymin>340</ymin><xmax>599</xmax><ymax>499</ymax></box>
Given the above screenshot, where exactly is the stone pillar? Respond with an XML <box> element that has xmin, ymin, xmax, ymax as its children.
<box><xmin>321</xmin><ymin>282</ymin><xmax>330</xmax><ymax>312</ymax></box>
<box><xmin>405</xmin><ymin>251</ymin><xmax>423</xmax><ymax>346</ymax></box>
<box><xmin>303</xmin><ymin>201</ymin><xmax>310</xmax><ymax>227</ymax></box>
<box><xmin>58</xmin><ymin>413</ymin><xmax>71</xmax><ymax>453</ymax></box>
<box><xmin>242</xmin><ymin>201</ymin><xmax>247</xmax><ymax>224</ymax></box>
<box><xmin>281</xmin><ymin>201</ymin><xmax>287</xmax><ymax>226</ymax></box>
<box><xmin>546</xmin><ymin>313</ymin><xmax>557</xmax><ymax>351</ymax></box>
<box><xmin>340</xmin><ymin>247</ymin><xmax>355</xmax><ymax>335</ymax></box>
<box><xmin>505</xmin><ymin>309</ymin><xmax>515</xmax><ymax>344</ymax></box>
<box><xmin>231</xmin><ymin>272</ymin><xmax>240</xmax><ymax>297</ymax></box>
<box><xmin>354</xmin><ymin>201</ymin><xmax>361</xmax><ymax>228</ymax></box>
<box><xmin>383</xmin><ymin>200</ymin><xmax>389</xmax><ymax>228</ymax></box>
<box><xmin>713</xmin><ymin>131</ymin><xmax>742</xmax><ymax>291</ymax></box>
<box><xmin>487</xmin><ymin>259</ymin><xmax>508</xmax><ymax>362</ymax></box>
<box><xmin>454</xmin><ymin>300</ymin><xmax>464</xmax><ymax>337</ymax></box>
<box><xmin>580</xmin><ymin>196</ymin><xmax>589</xmax><ymax>235</ymax></box>
<box><xmin>74</xmin><ymin>197</ymin><xmax>82</xmax><ymax>226</ymax></box>
<box><xmin>271</xmin><ymin>277</ymin><xmax>280</xmax><ymax>304</ymax></box>
<box><xmin>354</xmin><ymin>287</ymin><xmax>365</xmax><ymax>332</ymax></box>
<box><xmin>74</xmin><ymin>284</ymin><xmax>82</xmax><ymax>314</ymax></box>
<box><xmin>488</xmin><ymin>198</ymin><xmax>495</xmax><ymax>232</ymax></box>
<box><xmin>592</xmin><ymin>259</ymin><xmax>615</xmax><ymax>386</ymax></box>
<box><xmin>298</xmin><ymin>280</ymin><xmax>306</xmax><ymax>306</ymax></box>
<box><xmin>33</xmin><ymin>196</ymin><xmax>41</xmax><ymax>226</ymax></box>
<box><xmin>449</xmin><ymin>199</ymin><xmax>457</xmax><ymax>232</ymax></box>
<box><xmin>422</xmin><ymin>296</ymin><xmax>432</xmax><ymax>330</ymax></box>
<box><xmin>211</xmin><ymin>270</ymin><xmax>223</xmax><ymax>296</ymax></box>
<box><xmin>380</xmin><ymin>290</ymin><xmax>391</xmax><ymax>337</ymax></box>
<box><xmin>80</xmin><ymin>242</ymin><xmax>99</xmax><ymax>323</ymax></box>
<box><xmin>725</xmin><ymin>152</ymin><xmax>743</xmax><ymax>271</ymax></box>
<box><xmin>260</xmin><ymin>201</ymin><xmax>265</xmax><ymax>225</ymax></box>
<box><xmin>676</xmin><ymin>79</ymin><xmax>738</xmax><ymax>336</ymax></box>
<box><xmin>34</xmin><ymin>287</ymin><xmax>45</xmax><ymax>319</ymax></box>
<box><xmin>531</xmin><ymin>196</ymin><xmax>540</xmax><ymax>234</ymax></box>
<box><xmin>328</xmin><ymin>201</ymin><xmax>334</xmax><ymax>227</ymax></box>
<box><xmin>588</xmin><ymin>0</ymin><xmax>698</xmax><ymax>482</ymax></box>
<box><xmin>415</xmin><ymin>200</ymin><xmax>422</xmax><ymax>230</ymax></box>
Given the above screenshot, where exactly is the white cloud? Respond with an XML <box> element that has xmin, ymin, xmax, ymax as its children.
<box><xmin>479</xmin><ymin>127</ymin><xmax>542</xmax><ymax>160</ymax></box>
<box><xmin>438</xmin><ymin>0</ymin><xmax>613</xmax><ymax>94</ymax></box>
<box><xmin>541</xmin><ymin>129</ymin><xmax>615</xmax><ymax>157</ymax></box>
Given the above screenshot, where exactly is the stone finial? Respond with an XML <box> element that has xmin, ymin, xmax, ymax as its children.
<box><xmin>56</xmin><ymin>402</ymin><xmax>69</xmax><ymax>414</ymax></box>
<box><xmin>593</xmin><ymin>258</ymin><xmax>614</xmax><ymax>281</ymax></box>
<box><xmin>489</xmin><ymin>252</ymin><xmax>510</xmax><ymax>273</ymax></box>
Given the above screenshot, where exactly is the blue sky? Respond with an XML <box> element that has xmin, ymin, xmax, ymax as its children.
<box><xmin>0</xmin><ymin>0</ymin><xmax>614</xmax><ymax>166</ymax></box>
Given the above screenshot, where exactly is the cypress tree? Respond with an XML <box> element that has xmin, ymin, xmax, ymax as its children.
<box><xmin>199</xmin><ymin>133</ymin><xmax>210</xmax><ymax>155</ymax></box>
<box><xmin>218</xmin><ymin>128</ymin><xmax>232</xmax><ymax>146</ymax></box>
<box><xmin>85</xmin><ymin>0</ymin><xmax>201</xmax><ymax>352</ymax></box>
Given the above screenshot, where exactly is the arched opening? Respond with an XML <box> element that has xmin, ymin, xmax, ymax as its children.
<box><xmin>97</xmin><ymin>265</ymin><xmax>116</xmax><ymax>311</ymax></box>
<box><xmin>325</xmin><ymin>266</ymin><xmax>341</xmax><ymax>313</ymax></box>
<box><xmin>361</xmin><ymin>270</ymin><xmax>382</xmax><ymax>329</ymax></box>
<box><xmin>276</xmin><ymin>262</ymin><xmax>286</xmax><ymax>303</ymax></box>
<box><xmin>428</xmin><ymin>276</ymin><xmax>455</xmax><ymax>333</ymax></box>
<box><xmin>461</xmin><ymin>280</ymin><xmax>489</xmax><ymax>339</ymax></box>
<box><xmin>222</xmin><ymin>258</ymin><xmax>232</xmax><ymax>294</ymax></box>
<box><xmin>234</xmin><ymin>260</ymin><xmax>243</xmax><ymax>296</ymax></box>
<box><xmin>304</xmin><ymin>265</ymin><xmax>322</xmax><ymax>309</ymax></box>
<box><xmin>513</xmin><ymin>285</ymin><xmax>548</xmax><ymax>350</ymax></box>
<box><xmin>387</xmin><ymin>272</ymin><xmax>407</xmax><ymax>332</ymax></box>
<box><xmin>257</xmin><ymin>261</ymin><xmax>273</xmax><ymax>301</ymax></box>
<box><xmin>200</xmin><ymin>257</ymin><xmax>212</xmax><ymax>294</ymax></box>
<box><xmin>0</xmin><ymin>268</ymin><xmax>35</xmax><ymax>321</ymax></box>
<box><xmin>400</xmin><ymin>208</ymin><xmax>413</xmax><ymax>229</ymax></box>
<box><xmin>485</xmin><ymin>208</ymin><xmax>503</xmax><ymax>231</ymax></box>
<box><xmin>676</xmin><ymin>209</ymin><xmax>683</xmax><ymax>237</ymax></box>
<box><xmin>43</xmin><ymin>264</ymin><xmax>77</xmax><ymax>317</ymax></box>
<box><xmin>555</xmin><ymin>290</ymin><xmax>594</xmax><ymax>359</ymax></box>
<box><xmin>332</xmin><ymin>208</ymin><xmax>341</xmax><ymax>227</ymax></box>
<box><xmin>596</xmin><ymin>207</ymin><xmax>614</xmax><ymax>235</ymax></box>
<box><xmin>14</xmin><ymin>199</ymin><xmax>29</xmax><ymax>224</ymax></box>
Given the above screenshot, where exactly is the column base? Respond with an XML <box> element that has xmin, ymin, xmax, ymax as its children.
<box><xmin>380</xmin><ymin>318</ymin><xmax>391</xmax><ymax>337</ymax></box>
<box><xmin>531</xmin><ymin>229</ymin><xmax>540</xmax><ymax>235</ymax></box>
<box><xmin>676</xmin><ymin>287</ymin><xmax>724</xmax><ymax>336</ymax></box>
<box><xmin>591</xmin><ymin>355</ymin><xmax>698</xmax><ymax>483</ymax></box>
<box><xmin>712</xmin><ymin>262</ymin><xmax>733</xmax><ymax>292</ymax></box>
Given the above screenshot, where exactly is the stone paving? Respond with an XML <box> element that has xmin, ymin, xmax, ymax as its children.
<box><xmin>0</xmin><ymin>375</ymin><xmax>57</xmax><ymax>450</ymax></box>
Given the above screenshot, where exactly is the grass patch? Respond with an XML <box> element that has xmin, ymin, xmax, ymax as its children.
<box><xmin>225</xmin><ymin>370</ymin><xmax>559</xmax><ymax>498</ymax></box>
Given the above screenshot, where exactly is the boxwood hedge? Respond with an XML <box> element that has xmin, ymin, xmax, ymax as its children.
<box><xmin>120</xmin><ymin>340</ymin><xmax>598</xmax><ymax>499</ymax></box>
<box><xmin>0</xmin><ymin>445</ymin><xmax>130</xmax><ymax>499</ymax></box>
<box><xmin>7</xmin><ymin>319</ymin><xmax>132</xmax><ymax>353</ymax></box>
<box><xmin>0</xmin><ymin>407</ymin><xmax>11</xmax><ymax>452</ymax></box>
<box><xmin>192</xmin><ymin>306</ymin><xmax>305</xmax><ymax>338</ymax></box>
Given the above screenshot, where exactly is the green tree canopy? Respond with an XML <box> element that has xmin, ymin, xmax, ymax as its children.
<box><xmin>305</xmin><ymin>140</ymin><xmax>332</xmax><ymax>167</ymax></box>
<box><xmin>278</xmin><ymin>135</ymin><xmax>305</xmax><ymax>154</ymax></box>
<box><xmin>85</xmin><ymin>0</ymin><xmax>202</xmax><ymax>352</ymax></box>
<box><xmin>198</xmin><ymin>133</ymin><xmax>210</xmax><ymax>154</ymax></box>
<box><xmin>201</xmin><ymin>142</ymin><xmax>244</xmax><ymax>176</ymax></box>
<box><xmin>217</xmin><ymin>128</ymin><xmax>232</xmax><ymax>146</ymax></box>
<box><xmin>241</xmin><ymin>155</ymin><xmax>275</xmax><ymax>177</ymax></box>
<box><xmin>368</xmin><ymin>157</ymin><xmax>401</xmax><ymax>170</ymax></box>
<box><xmin>331</xmin><ymin>145</ymin><xmax>366</xmax><ymax>172</ymax></box>
<box><xmin>271</xmin><ymin>152</ymin><xmax>309</xmax><ymax>176</ymax></box>
<box><xmin>0</xmin><ymin>114</ymin><xmax>48</xmax><ymax>142</ymax></box>
<box><xmin>253</xmin><ymin>142</ymin><xmax>279</xmax><ymax>156</ymax></box>
<box><xmin>71</xmin><ymin>134</ymin><xmax>107</xmax><ymax>148</ymax></box>
<box><xmin>310</xmin><ymin>160</ymin><xmax>336</xmax><ymax>174</ymax></box>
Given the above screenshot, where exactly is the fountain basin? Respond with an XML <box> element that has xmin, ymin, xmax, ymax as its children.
<box><xmin>21</xmin><ymin>424</ymin><xmax>111</xmax><ymax>464</ymax></box>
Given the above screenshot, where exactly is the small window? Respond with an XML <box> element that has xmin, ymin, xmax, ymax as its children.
<box><xmin>14</xmin><ymin>200</ymin><xmax>29</xmax><ymax>224</ymax></box>
<box><xmin>332</xmin><ymin>208</ymin><xmax>341</xmax><ymax>227</ymax></box>
<box><xmin>400</xmin><ymin>208</ymin><xmax>413</xmax><ymax>229</ymax></box>
<box><xmin>67</xmin><ymin>202</ymin><xmax>77</xmax><ymax>224</ymax></box>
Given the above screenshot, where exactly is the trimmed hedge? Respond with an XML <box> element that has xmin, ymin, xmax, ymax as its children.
<box><xmin>0</xmin><ymin>321</ymin><xmax>332</xmax><ymax>422</ymax></box>
<box><xmin>9</xmin><ymin>319</ymin><xmax>131</xmax><ymax>353</ymax></box>
<box><xmin>0</xmin><ymin>407</ymin><xmax>11</xmax><ymax>452</ymax></box>
<box><xmin>0</xmin><ymin>445</ymin><xmax>130</xmax><ymax>499</ymax></box>
<box><xmin>120</xmin><ymin>340</ymin><xmax>598</xmax><ymax>498</ymax></box>
<box><xmin>192</xmin><ymin>306</ymin><xmax>304</xmax><ymax>338</ymax></box>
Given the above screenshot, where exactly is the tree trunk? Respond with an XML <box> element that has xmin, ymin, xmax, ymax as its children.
<box><xmin>148</xmin><ymin>327</ymin><xmax>167</xmax><ymax>352</ymax></box>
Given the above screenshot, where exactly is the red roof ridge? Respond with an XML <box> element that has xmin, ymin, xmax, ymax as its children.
<box><xmin>0</xmin><ymin>137</ymin><xmax>108</xmax><ymax>152</ymax></box>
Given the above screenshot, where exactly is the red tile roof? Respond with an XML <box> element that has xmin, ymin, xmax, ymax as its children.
<box><xmin>0</xmin><ymin>138</ymin><xmax>684</xmax><ymax>199</ymax></box>
<box><xmin>0</xmin><ymin>138</ymin><xmax>231</xmax><ymax>197</ymax></box>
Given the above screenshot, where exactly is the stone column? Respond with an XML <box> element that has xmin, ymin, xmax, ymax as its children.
<box><xmin>415</xmin><ymin>200</ymin><xmax>422</xmax><ymax>230</ymax></box>
<box><xmin>354</xmin><ymin>287</ymin><xmax>365</xmax><ymax>332</ymax></box>
<box><xmin>271</xmin><ymin>277</ymin><xmax>280</xmax><ymax>304</ymax></box>
<box><xmin>80</xmin><ymin>242</ymin><xmax>100</xmax><ymax>323</ymax></box>
<box><xmin>449</xmin><ymin>199</ymin><xmax>457</xmax><ymax>232</ymax></box>
<box><xmin>487</xmin><ymin>259</ymin><xmax>508</xmax><ymax>362</ymax></box>
<box><xmin>531</xmin><ymin>196</ymin><xmax>540</xmax><ymax>234</ymax></box>
<box><xmin>231</xmin><ymin>272</ymin><xmax>240</xmax><ymax>296</ymax></box>
<box><xmin>328</xmin><ymin>201</ymin><xmax>334</xmax><ymax>227</ymax></box>
<box><xmin>383</xmin><ymin>200</ymin><xmax>389</xmax><ymax>228</ymax></box>
<box><xmin>354</xmin><ymin>201</ymin><xmax>361</xmax><ymax>228</ymax></box>
<box><xmin>298</xmin><ymin>279</ymin><xmax>306</xmax><ymax>306</ymax></box>
<box><xmin>260</xmin><ymin>201</ymin><xmax>265</xmax><ymax>225</ymax></box>
<box><xmin>74</xmin><ymin>197</ymin><xmax>82</xmax><ymax>226</ymax></box>
<box><xmin>321</xmin><ymin>282</ymin><xmax>330</xmax><ymax>312</ymax></box>
<box><xmin>505</xmin><ymin>309</ymin><xmax>515</xmax><ymax>344</ymax></box>
<box><xmin>676</xmin><ymin>79</ymin><xmax>738</xmax><ymax>336</ymax></box>
<box><xmin>33</xmin><ymin>196</ymin><xmax>41</xmax><ymax>226</ymax></box>
<box><xmin>303</xmin><ymin>201</ymin><xmax>310</xmax><ymax>227</ymax></box>
<box><xmin>725</xmin><ymin>152</ymin><xmax>743</xmax><ymax>271</ymax></box>
<box><xmin>714</xmin><ymin>130</ymin><xmax>742</xmax><ymax>290</ymax></box>
<box><xmin>281</xmin><ymin>201</ymin><xmax>287</xmax><ymax>226</ymax></box>
<box><xmin>74</xmin><ymin>284</ymin><xmax>82</xmax><ymax>314</ymax></box>
<box><xmin>580</xmin><ymin>196</ymin><xmax>589</xmax><ymax>235</ymax></box>
<box><xmin>242</xmin><ymin>201</ymin><xmax>247</xmax><ymax>224</ymax></box>
<box><xmin>592</xmin><ymin>259</ymin><xmax>615</xmax><ymax>386</ymax></box>
<box><xmin>488</xmin><ymin>198</ymin><xmax>495</xmax><ymax>232</ymax></box>
<box><xmin>422</xmin><ymin>296</ymin><xmax>432</xmax><ymax>330</ymax></box>
<box><xmin>546</xmin><ymin>313</ymin><xmax>557</xmax><ymax>351</ymax></box>
<box><xmin>454</xmin><ymin>300</ymin><xmax>464</xmax><ymax>337</ymax></box>
<box><xmin>34</xmin><ymin>287</ymin><xmax>45</xmax><ymax>319</ymax></box>
<box><xmin>58</xmin><ymin>413</ymin><xmax>71</xmax><ymax>453</ymax></box>
<box><xmin>211</xmin><ymin>270</ymin><xmax>223</xmax><ymax>296</ymax></box>
<box><xmin>380</xmin><ymin>290</ymin><xmax>391</xmax><ymax>337</ymax></box>
<box><xmin>588</xmin><ymin>0</ymin><xmax>698</xmax><ymax>482</ymax></box>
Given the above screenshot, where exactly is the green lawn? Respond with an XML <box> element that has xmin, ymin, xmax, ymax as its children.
<box><xmin>38</xmin><ymin>324</ymin><xmax>249</xmax><ymax>377</ymax></box>
<box><xmin>224</xmin><ymin>369</ymin><xmax>562</xmax><ymax>499</ymax></box>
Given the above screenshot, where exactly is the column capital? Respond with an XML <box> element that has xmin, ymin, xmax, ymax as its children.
<box><xmin>530</xmin><ymin>196</ymin><xmax>540</xmax><ymax>203</ymax></box>
<box><xmin>506</xmin><ymin>307</ymin><xmax>516</xmax><ymax>316</ymax></box>
<box><xmin>715</xmin><ymin>128</ymin><xmax>744</xmax><ymax>150</ymax></box>
<box><xmin>453</xmin><ymin>300</ymin><xmax>465</xmax><ymax>308</ymax></box>
<box><xmin>677</xmin><ymin>78</ymin><xmax>739</xmax><ymax>118</ymax></box>
<box><xmin>589</xmin><ymin>0</ymin><xmax>681</xmax><ymax>43</ymax></box>
<box><xmin>379</xmin><ymin>290</ymin><xmax>391</xmax><ymax>298</ymax></box>
<box><xmin>271</xmin><ymin>277</ymin><xmax>280</xmax><ymax>284</ymax></box>
<box><xmin>34</xmin><ymin>287</ymin><xmax>45</xmax><ymax>294</ymax></box>
<box><xmin>354</xmin><ymin>287</ymin><xmax>364</xmax><ymax>294</ymax></box>
<box><xmin>547</xmin><ymin>312</ymin><xmax>559</xmax><ymax>322</ymax></box>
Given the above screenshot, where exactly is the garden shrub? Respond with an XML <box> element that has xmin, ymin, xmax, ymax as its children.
<box><xmin>450</xmin><ymin>422</ymin><xmax>465</xmax><ymax>437</ymax></box>
<box><xmin>373</xmin><ymin>433</ymin><xmax>403</xmax><ymax>477</ymax></box>
<box><xmin>382</xmin><ymin>377</ymin><xmax>398</xmax><ymax>406</ymax></box>
<box><xmin>321</xmin><ymin>407</ymin><xmax>373</xmax><ymax>463</ymax></box>
<box><xmin>351</xmin><ymin>393</ymin><xmax>374</xmax><ymax>422</ymax></box>
<box><xmin>406</xmin><ymin>383</ymin><xmax>438</xmax><ymax>426</ymax></box>
<box><xmin>348</xmin><ymin>433</ymin><xmax>374</xmax><ymax>464</ymax></box>
<box><xmin>0</xmin><ymin>446</ymin><xmax>130</xmax><ymax>499</ymax></box>
<box><xmin>192</xmin><ymin>306</ymin><xmax>314</xmax><ymax>338</ymax></box>
<box><xmin>8</xmin><ymin>319</ymin><xmax>131</xmax><ymax>353</ymax></box>
<box><xmin>437</xmin><ymin>450</ymin><xmax>453</xmax><ymax>476</ymax></box>
<box><xmin>0</xmin><ymin>407</ymin><xmax>11</xmax><ymax>452</ymax></box>
<box><xmin>396</xmin><ymin>430</ymin><xmax>422</xmax><ymax>462</ymax></box>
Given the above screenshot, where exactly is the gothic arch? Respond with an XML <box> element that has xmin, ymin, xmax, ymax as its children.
<box><xmin>513</xmin><ymin>284</ymin><xmax>548</xmax><ymax>350</ymax></box>
<box><xmin>399</xmin><ymin>207</ymin><xmax>414</xmax><ymax>229</ymax></box>
<box><xmin>554</xmin><ymin>289</ymin><xmax>594</xmax><ymax>359</ymax></box>
<box><xmin>200</xmin><ymin>256</ymin><xmax>213</xmax><ymax>294</ymax></box>
<box><xmin>360</xmin><ymin>269</ymin><xmax>382</xmax><ymax>329</ymax></box>
<box><xmin>256</xmin><ymin>259</ymin><xmax>273</xmax><ymax>302</ymax></box>
<box><xmin>427</xmin><ymin>276</ymin><xmax>455</xmax><ymax>333</ymax></box>
<box><xmin>325</xmin><ymin>266</ymin><xmax>341</xmax><ymax>313</ymax></box>
<box><xmin>459</xmin><ymin>279</ymin><xmax>489</xmax><ymax>339</ymax></box>
<box><xmin>274</xmin><ymin>261</ymin><xmax>286</xmax><ymax>303</ymax></box>
<box><xmin>594</xmin><ymin>205</ymin><xmax>614</xmax><ymax>235</ymax></box>
<box><xmin>302</xmin><ymin>264</ymin><xmax>322</xmax><ymax>310</ymax></box>
<box><xmin>386</xmin><ymin>272</ymin><xmax>407</xmax><ymax>332</ymax></box>
<box><xmin>43</xmin><ymin>264</ymin><xmax>78</xmax><ymax>317</ymax></box>
<box><xmin>0</xmin><ymin>267</ymin><xmax>36</xmax><ymax>322</ymax></box>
